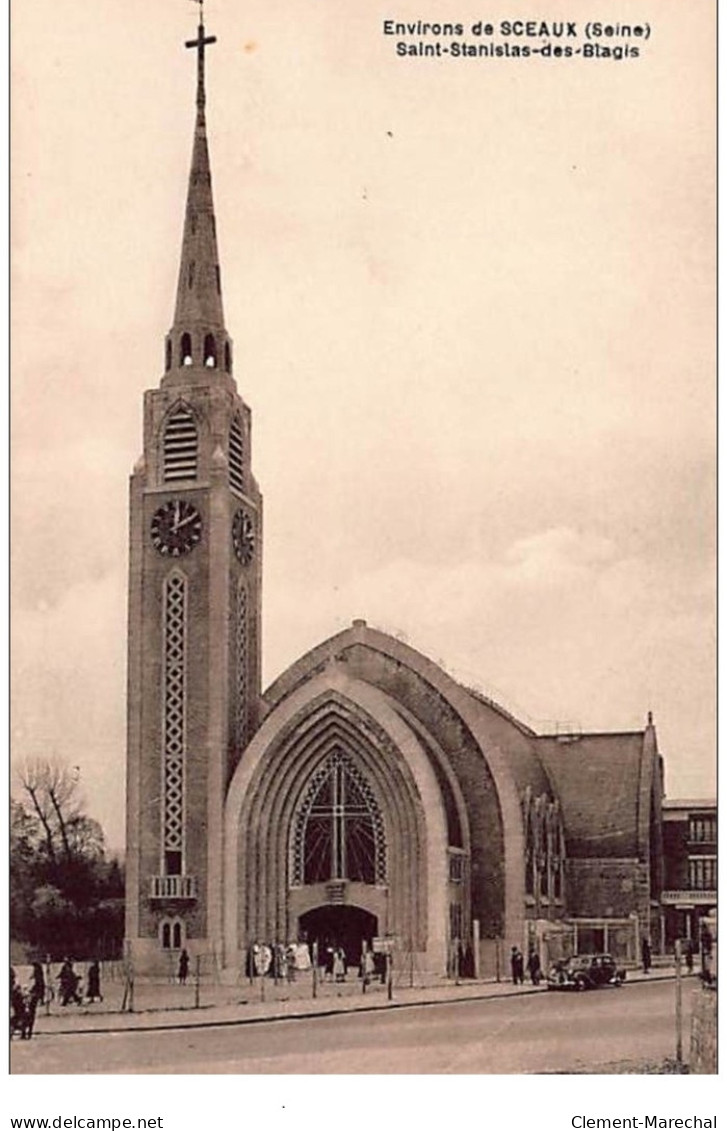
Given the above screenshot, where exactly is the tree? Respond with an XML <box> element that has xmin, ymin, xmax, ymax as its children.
<box><xmin>11</xmin><ymin>760</ymin><xmax>124</xmax><ymax>960</ymax></box>
<box><xmin>17</xmin><ymin>758</ymin><xmax>82</xmax><ymax>865</ymax></box>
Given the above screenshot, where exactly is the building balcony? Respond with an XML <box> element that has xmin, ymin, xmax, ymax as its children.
<box><xmin>149</xmin><ymin>875</ymin><xmax>197</xmax><ymax>900</ymax></box>
<box><xmin>661</xmin><ymin>889</ymin><xmax>717</xmax><ymax>906</ymax></box>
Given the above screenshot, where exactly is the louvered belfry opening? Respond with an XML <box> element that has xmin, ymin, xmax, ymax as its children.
<box><xmin>229</xmin><ymin>414</ymin><xmax>244</xmax><ymax>495</ymax></box>
<box><xmin>163</xmin><ymin>404</ymin><xmax>198</xmax><ymax>483</ymax></box>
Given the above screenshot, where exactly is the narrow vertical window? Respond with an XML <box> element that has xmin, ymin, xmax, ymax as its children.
<box><xmin>229</xmin><ymin>414</ymin><xmax>244</xmax><ymax>495</ymax></box>
<box><xmin>204</xmin><ymin>333</ymin><xmax>217</xmax><ymax>368</ymax></box>
<box><xmin>236</xmin><ymin>582</ymin><xmax>248</xmax><ymax>750</ymax></box>
<box><xmin>180</xmin><ymin>333</ymin><xmax>193</xmax><ymax>366</ymax></box>
<box><xmin>163</xmin><ymin>573</ymin><xmax>186</xmax><ymax>879</ymax></box>
<box><xmin>163</xmin><ymin>404</ymin><xmax>198</xmax><ymax>483</ymax></box>
<box><xmin>524</xmin><ymin>806</ymin><xmax>535</xmax><ymax>897</ymax></box>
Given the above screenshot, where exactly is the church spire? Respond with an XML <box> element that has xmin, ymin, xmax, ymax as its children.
<box><xmin>166</xmin><ymin>5</ymin><xmax>230</xmax><ymax>377</ymax></box>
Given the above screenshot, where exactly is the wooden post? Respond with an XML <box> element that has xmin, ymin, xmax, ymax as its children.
<box><xmin>194</xmin><ymin>953</ymin><xmax>201</xmax><ymax>1009</ymax></box>
<box><xmin>473</xmin><ymin>920</ymin><xmax>481</xmax><ymax>980</ymax></box>
<box><xmin>386</xmin><ymin>951</ymin><xmax>393</xmax><ymax>1001</ymax></box>
<box><xmin>122</xmin><ymin>964</ymin><xmax>134</xmax><ymax>1014</ymax></box>
<box><xmin>675</xmin><ymin>939</ymin><xmax>683</xmax><ymax>1067</ymax></box>
<box><xmin>121</xmin><ymin>945</ymin><xmax>134</xmax><ymax>1013</ymax></box>
<box><xmin>44</xmin><ymin>955</ymin><xmax>52</xmax><ymax>1015</ymax></box>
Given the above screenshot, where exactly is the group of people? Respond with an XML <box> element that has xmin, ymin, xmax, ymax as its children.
<box><xmin>10</xmin><ymin>964</ymin><xmax>44</xmax><ymax>1040</ymax></box>
<box><xmin>244</xmin><ymin>941</ymin><xmax>313</xmax><ymax>982</ymax></box>
<box><xmin>58</xmin><ymin>958</ymin><xmax>104</xmax><ymax>1005</ymax></box>
<box><xmin>510</xmin><ymin>946</ymin><xmax>542</xmax><ymax>986</ymax></box>
<box><xmin>241</xmin><ymin>940</ymin><xmax>385</xmax><ymax>986</ymax></box>
<box><xmin>10</xmin><ymin>959</ymin><xmax>104</xmax><ymax>1040</ymax></box>
<box><xmin>324</xmin><ymin>945</ymin><xmax>348</xmax><ymax>983</ymax></box>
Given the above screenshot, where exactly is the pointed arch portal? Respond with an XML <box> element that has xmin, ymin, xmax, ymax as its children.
<box><xmin>224</xmin><ymin>670</ymin><xmax>451</xmax><ymax>972</ymax></box>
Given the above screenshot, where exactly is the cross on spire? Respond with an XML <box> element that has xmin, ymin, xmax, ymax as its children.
<box><xmin>169</xmin><ymin>0</ymin><xmax>226</xmax><ymax>342</ymax></box>
<box><xmin>185</xmin><ymin>2</ymin><xmax>217</xmax><ymax>113</ymax></box>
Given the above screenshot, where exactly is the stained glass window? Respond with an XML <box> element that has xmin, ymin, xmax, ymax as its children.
<box><xmin>291</xmin><ymin>751</ymin><xmax>386</xmax><ymax>886</ymax></box>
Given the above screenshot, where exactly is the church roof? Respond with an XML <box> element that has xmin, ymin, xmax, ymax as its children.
<box><xmin>263</xmin><ymin>623</ymin><xmax>663</xmax><ymax>859</ymax></box>
<box><xmin>536</xmin><ymin>731</ymin><xmax>650</xmax><ymax>857</ymax></box>
<box><xmin>264</xmin><ymin>620</ymin><xmax>553</xmax><ymax>803</ymax></box>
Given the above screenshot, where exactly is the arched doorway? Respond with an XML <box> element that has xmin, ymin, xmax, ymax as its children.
<box><xmin>224</xmin><ymin>676</ymin><xmax>453</xmax><ymax>975</ymax></box>
<box><xmin>299</xmin><ymin>905</ymin><xmax>378</xmax><ymax>967</ymax></box>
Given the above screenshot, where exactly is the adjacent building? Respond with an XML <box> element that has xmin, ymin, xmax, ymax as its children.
<box><xmin>661</xmin><ymin>800</ymin><xmax>717</xmax><ymax>952</ymax></box>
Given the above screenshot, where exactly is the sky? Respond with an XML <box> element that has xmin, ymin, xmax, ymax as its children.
<box><xmin>11</xmin><ymin>0</ymin><xmax>716</xmax><ymax>850</ymax></box>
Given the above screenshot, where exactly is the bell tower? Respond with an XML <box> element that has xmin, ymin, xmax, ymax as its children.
<box><xmin>125</xmin><ymin>12</ymin><xmax>262</xmax><ymax>969</ymax></box>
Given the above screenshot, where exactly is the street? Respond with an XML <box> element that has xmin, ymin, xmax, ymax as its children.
<box><xmin>11</xmin><ymin>980</ymin><xmax>688</xmax><ymax>1074</ymax></box>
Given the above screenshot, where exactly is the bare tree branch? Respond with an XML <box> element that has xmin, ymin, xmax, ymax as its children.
<box><xmin>16</xmin><ymin>758</ymin><xmax>84</xmax><ymax>865</ymax></box>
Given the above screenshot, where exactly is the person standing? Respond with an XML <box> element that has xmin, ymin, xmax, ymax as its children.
<box><xmin>30</xmin><ymin>963</ymin><xmax>45</xmax><ymax>1006</ymax></box>
<box><xmin>58</xmin><ymin>958</ymin><xmax>82</xmax><ymax>1006</ymax></box>
<box><xmin>86</xmin><ymin>959</ymin><xmax>103</xmax><ymax>1003</ymax></box>
<box><xmin>641</xmin><ymin>936</ymin><xmax>651</xmax><ymax>974</ymax></box>
<box><xmin>510</xmin><ymin>946</ymin><xmax>524</xmax><ymax>985</ymax></box>
<box><xmin>178</xmin><ymin>948</ymin><xmax>189</xmax><ymax>985</ymax></box>
<box><xmin>333</xmin><ymin>946</ymin><xmax>347</xmax><ymax>983</ymax></box>
<box><xmin>361</xmin><ymin>947</ymin><xmax>375</xmax><ymax>987</ymax></box>
<box><xmin>527</xmin><ymin>949</ymin><xmax>542</xmax><ymax>986</ymax></box>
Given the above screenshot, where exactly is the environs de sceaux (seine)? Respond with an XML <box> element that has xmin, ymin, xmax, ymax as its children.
<box><xmin>382</xmin><ymin>20</ymin><xmax>649</xmax><ymax>39</ymax></box>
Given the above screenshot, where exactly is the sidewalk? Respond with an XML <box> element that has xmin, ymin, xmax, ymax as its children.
<box><xmin>30</xmin><ymin>967</ymin><xmax>681</xmax><ymax>1038</ymax></box>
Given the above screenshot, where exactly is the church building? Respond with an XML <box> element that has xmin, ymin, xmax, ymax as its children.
<box><xmin>124</xmin><ymin>18</ymin><xmax>669</xmax><ymax>977</ymax></box>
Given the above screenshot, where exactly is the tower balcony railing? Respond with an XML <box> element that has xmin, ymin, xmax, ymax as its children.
<box><xmin>149</xmin><ymin>875</ymin><xmax>197</xmax><ymax>900</ymax></box>
<box><xmin>661</xmin><ymin>889</ymin><xmax>717</xmax><ymax>905</ymax></box>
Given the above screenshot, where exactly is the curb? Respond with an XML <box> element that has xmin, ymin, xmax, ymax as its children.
<box><xmin>28</xmin><ymin>972</ymin><xmax>676</xmax><ymax>1039</ymax></box>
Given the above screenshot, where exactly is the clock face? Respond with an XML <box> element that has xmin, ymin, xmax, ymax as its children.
<box><xmin>151</xmin><ymin>499</ymin><xmax>202</xmax><ymax>557</ymax></box>
<box><xmin>232</xmin><ymin>508</ymin><xmax>255</xmax><ymax>565</ymax></box>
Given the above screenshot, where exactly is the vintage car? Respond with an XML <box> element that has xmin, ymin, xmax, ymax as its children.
<box><xmin>547</xmin><ymin>953</ymin><xmax>626</xmax><ymax>991</ymax></box>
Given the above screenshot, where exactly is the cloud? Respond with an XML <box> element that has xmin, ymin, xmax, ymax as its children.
<box><xmin>504</xmin><ymin>526</ymin><xmax>616</xmax><ymax>586</ymax></box>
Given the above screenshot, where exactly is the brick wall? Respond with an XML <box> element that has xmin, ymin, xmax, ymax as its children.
<box><xmin>343</xmin><ymin>644</ymin><xmax>506</xmax><ymax>934</ymax></box>
<box><xmin>566</xmin><ymin>858</ymin><xmax>650</xmax><ymax>922</ymax></box>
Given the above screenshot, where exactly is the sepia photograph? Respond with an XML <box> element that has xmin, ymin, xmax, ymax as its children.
<box><xmin>10</xmin><ymin>0</ymin><xmax>716</xmax><ymax>1093</ymax></box>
